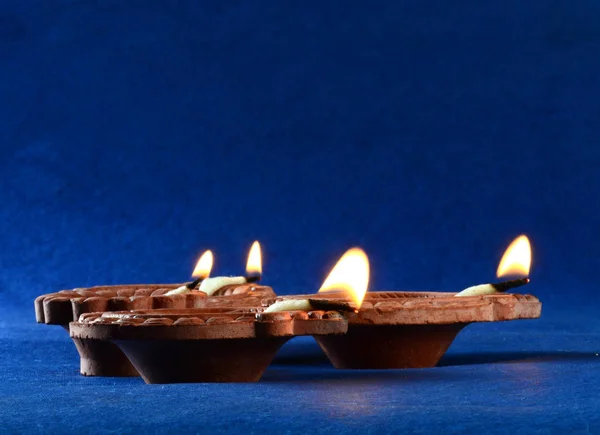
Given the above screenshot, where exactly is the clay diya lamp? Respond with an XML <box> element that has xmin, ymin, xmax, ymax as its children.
<box><xmin>303</xmin><ymin>291</ymin><xmax>541</xmax><ymax>369</ymax></box>
<box><xmin>35</xmin><ymin>283</ymin><xmax>275</xmax><ymax>376</ymax></box>
<box><xmin>70</xmin><ymin>307</ymin><xmax>348</xmax><ymax>383</ymax></box>
<box><xmin>35</xmin><ymin>244</ymin><xmax>272</xmax><ymax>377</ymax></box>
<box><xmin>268</xmin><ymin>238</ymin><xmax>541</xmax><ymax>369</ymax></box>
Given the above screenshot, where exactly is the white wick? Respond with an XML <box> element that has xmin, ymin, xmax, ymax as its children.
<box><xmin>454</xmin><ymin>283</ymin><xmax>497</xmax><ymax>297</ymax></box>
<box><xmin>199</xmin><ymin>276</ymin><xmax>247</xmax><ymax>296</ymax></box>
<box><xmin>264</xmin><ymin>299</ymin><xmax>312</xmax><ymax>313</ymax></box>
<box><xmin>165</xmin><ymin>285</ymin><xmax>190</xmax><ymax>296</ymax></box>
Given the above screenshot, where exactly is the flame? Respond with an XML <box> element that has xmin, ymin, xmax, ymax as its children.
<box><xmin>496</xmin><ymin>235</ymin><xmax>531</xmax><ymax>278</ymax></box>
<box><xmin>246</xmin><ymin>241</ymin><xmax>262</xmax><ymax>276</ymax></box>
<box><xmin>318</xmin><ymin>248</ymin><xmax>370</xmax><ymax>308</ymax></box>
<box><xmin>192</xmin><ymin>250</ymin><xmax>214</xmax><ymax>279</ymax></box>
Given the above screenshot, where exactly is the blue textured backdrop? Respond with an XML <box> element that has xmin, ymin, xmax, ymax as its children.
<box><xmin>1</xmin><ymin>1</ymin><xmax>599</xmax><ymax>433</ymax></box>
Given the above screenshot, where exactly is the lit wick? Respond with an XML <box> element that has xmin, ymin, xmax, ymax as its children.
<box><xmin>455</xmin><ymin>277</ymin><xmax>530</xmax><ymax>297</ymax></box>
<box><xmin>245</xmin><ymin>241</ymin><xmax>262</xmax><ymax>283</ymax></box>
<box><xmin>264</xmin><ymin>298</ymin><xmax>357</xmax><ymax>313</ymax></box>
<box><xmin>455</xmin><ymin>235</ymin><xmax>532</xmax><ymax>297</ymax></box>
<box><xmin>245</xmin><ymin>274</ymin><xmax>261</xmax><ymax>284</ymax></box>
<box><xmin>185</xmin><ymin>277</ymin><xmax>203</xmax><ymax>290</ymax></box>
<box><xmin>165</xmin><ymin>250</ymin><xmax>214</xmax><ymax>296</ymax></box>
<box><xmin>199</xmin><ymin>241</ymin><xmax>262</xmax><ymax>296</ymax></box>
<box><xmin>491</xmin><ymin>277</ymin><xmax>530</xmax><ymax>292</ymax></box>
<box><xmin>266</xmin><ymin>247</ymin><xmax>369</xmax><ymax>313</ymax></box>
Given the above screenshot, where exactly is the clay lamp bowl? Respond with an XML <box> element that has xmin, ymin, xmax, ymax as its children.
<box><xmin>35</xmin><ymin>284</ymin><xmax>275</xmax><ymax>377</ymax></box>
<box><xmin>276</xmin><ymin>291</ymin><xmax>541</xmax><ymax>369</ymax></box>
<box><xmin>70</xmin><ymin>307</ymin><xmax>348</xmax><ymax>383</ymax></box>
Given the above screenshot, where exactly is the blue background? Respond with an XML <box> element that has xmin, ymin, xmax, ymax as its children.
<box><xmin>0</xmin><ymin>0</ymin><xmax>598</xmax><ymax>433</ymax></box>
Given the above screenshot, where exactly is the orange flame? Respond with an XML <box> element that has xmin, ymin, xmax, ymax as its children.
<box><xmin>496</xmin><ymin>235</ymin><xmax>531</xmax><ymax>278</ymax></box>
<box><xmin>192</xmin><ymin>250</ymin><xmax>214</xmax><ymax>279</ymax></box>
<box><xmin>318</xmin><ymin>248</ymin><xmax>370</xmax><ymax>308</ymax></box>
<box><xmin>246</xmin><ymin>241</ymin><xmax>262</xmax><ymax>276</ymax></box>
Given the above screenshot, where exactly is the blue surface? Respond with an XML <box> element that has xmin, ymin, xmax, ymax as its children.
<box><xmin>1</xmin><ymin>310</ymin><xmax>599</xmax><ymax>434</ymax></box>
<box><xmin>1</xmin><ymin>0</ymin><xmax>599</xmax><ymax>433</ymax></box>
